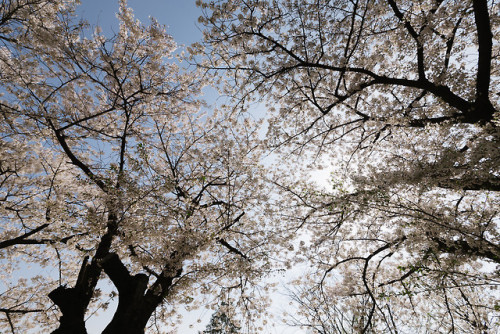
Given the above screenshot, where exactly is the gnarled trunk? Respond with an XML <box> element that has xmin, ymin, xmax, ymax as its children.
<box><xmin>100</xmin><ymin>253</ymin><xmax>182</xmax><ymax>334</ymax></box>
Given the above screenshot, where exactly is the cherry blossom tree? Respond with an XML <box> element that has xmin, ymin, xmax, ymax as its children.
<box><xmin>0</xmin><ymin>1</ymin><xmax>279</xmax><ymax>332</ymax></box>
<box><xmin>198</xmin><ymin>0</ymin><xmax>499</xmax><ymax>332</ymax></box>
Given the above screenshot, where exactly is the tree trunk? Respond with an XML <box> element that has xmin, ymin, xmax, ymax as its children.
<box><xmin>49</xmin><ymin>257</ymin><xmax>92</xmax><ymax>334</ymax></box>
<box><xmin>48</xmin><ymin>284</ymin><xmax>88</xmax><ymax>334</ymax></box>
<box><xmin>101</xmin><ymin>273</ymin><xmax>152</xmax><ymax>334</ymax></box>
<box><xmin>100</xmin><ymin>253</ymin><xmax>181</xmax><ymax>334</ymax></box>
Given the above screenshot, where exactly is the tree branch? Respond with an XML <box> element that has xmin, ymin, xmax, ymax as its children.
<box><xmin>0</xmin><ymin>223</ymin><xmax>49</xmax><ymax>249</ymax></box>
<box><xmin>431</xmin><ymin>237</ymin><xmax>500</xmax><ymax>263</ymax></box>
<box><xmin>47</xmin><ymin>119</ymin><xmax>108</xmax><ymax>192</ymax></box>
<box><xmin>217</xmin><ymin>237</ymin><xmax>248</xmax><ymax>260</ymax></box>
<box><xmin>472</xmin><ymin>0</ymin><xmax>493</xmax><ymax>102</ymax></box>
<box><xmin>386</xmin><ymin>0</ymin><xmax>426</xmax><ymax>80</ymax></box>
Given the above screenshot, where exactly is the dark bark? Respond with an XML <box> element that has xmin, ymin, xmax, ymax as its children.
<box><xmin>386</xmin><ymin>0</ymin><xmax>426</xmax><ymax>80</ymax></box>
<box><xmin>48</xmin><ymin>119</ymin><xmax>108</xmax><ymax>192</ymax></box>
<box><xmin>100</xmin><ymin>253</ymin><xmax>182</xmax><ymax>334</ymax></box>
<box><xmin>438</xmin><ymin>179</ymin><xmax>500</xmax><ymax>192</ymax></box>
<box><xmin>0</xmin><ymin>223</ymin><xmax>48</xmax><ymax>249</ymax></box>
<box><xmin>469</xmin><ymin>0</ymin><xmax>495</xmax><ymax>124</ymax></box>
<box><xmin>48</xmin><ymin>257</ymin><xmax>91</xmax><ymax>334</ymax></box>
<box><xmin>432</xmin><ymin>237</ymin><xmax>500</xmax><ymax>263</ymax></box>
<box><xmin>49</xmin><ymin>289</ymin><xmax>87</xmax><ymax>334</ymax></box>
<box><xmin>472</xmin><ymin>0</ymin><xmax>493</xmax><ymax>102</ymax></box>
<box><xmin>216</xmin><ymin>237</ymin><xmax>248</xmax><ymax>260</ymax></box>
<box><xmin>299</xmin><ymin>61</ymin><xmax>487</xmax><ymax>120</ymax></box>
<box><xmin>100</xmin><ymin>253</ymin><xmax>150</xmax><ymax>334</ymax></box>
<box><xmin>49</xmin><ymin>212</ymin><xmax>119</xmax><ymax>333</ymax></box>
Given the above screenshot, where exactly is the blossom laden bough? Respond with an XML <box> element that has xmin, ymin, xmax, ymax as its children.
<box><xmin>0</xmin><ymin>1</ymin><xmax>279</xmax><ymax>332</ymax></box>
<box><xmin>198</xmin><ymin>0</ymin><xmax>499</xmax><ymax>332</ymax></box>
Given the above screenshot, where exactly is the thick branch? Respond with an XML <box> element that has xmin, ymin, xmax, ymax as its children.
<box><xmin>0</xmin><ymin>223</ymin><xmax>48</xmax><ymax>249</ymax></box>
<box><xmin>0</xmin><ymin>308</ymin><xmax>43</xmax><ymax>314</ymax></box>
<box><xmin>386</xmin><ymin>0</ymin><xmax>426</xmax><ymax>80</ymax></box>
<box><xmin>438</xmin><ymin>179</ymin><xmax>500</xmax><ymax>192</ymax></box>
<box><xmin>432</xmin><ymin>237</ymin><xmax>500</xmax><ymax>263</ymax></box>
<box><xmin>467</xmin><ymin>0</ymin><xmax>495</xmax><ymax>124</ymax></box>
<box><xmin>100</xmin><ymin>253</ymin><xmax>140</xmax><ymax>292</ymax></box>
<box><xmin>49</xmin><ymin>256</ymin><xmax>90</xmax><ymax>334</ymax></box>
<box><xmin>298</xmin><ymin>61</ymin><xmax>474</xmax><ymax>116</ymax></box>
<box><xmin>49</xmin><ymin>212</ymin><xmax>119</xmax><ymax>333</ymax></box>
<box><xmin>144</xmin><ymin>262</ymin><xmax>183</xmax><ymax>308</ymax></box>
<box><xmin>472</xmin><ymin>0</ymin><xmax>492</xmax><ymax>102</ymax></box>
<box><xmin>100</xmin><ymin>252</ymin><xmax>181</xmax><ymax>334</ymax></box>
<box><xmin>217</xmin><ymin>237</ymin><xmax>248</xmax><ymax>260</ymax></box>
<box><xmin>47</xmin><ymin>119</ymin><xmax>108</xmax><ymax>192</ymax></box>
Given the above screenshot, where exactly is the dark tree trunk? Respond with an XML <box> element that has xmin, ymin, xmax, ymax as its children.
<box><xmin>49</xmin><ymin>247</ymin><xmax>182</xmax><ymax>334</ymax></box>
<box><xmin>100</xmin><ymin>253</ymin><xmax>182</xmax><ymax>334</ymax></box>
<box><xmin>49</xmin><ymin>214</ymin><xmax>119</xmax><ymax>333</ymax></box>
<box><xmin>48</xmin><ymin>257</ymin><xmax>91</xmax><ymax>334</ymax></box>
<box><xmin>101</xmin><ymin>271</ymin><xmax>152</xmax><ymax>334</ymax></box>
<box><xmin>49</xmin><ymin>286</ymin><xmax>87</xmax><ymax>334</ymax></box>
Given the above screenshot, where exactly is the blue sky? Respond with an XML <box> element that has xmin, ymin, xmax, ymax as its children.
<box><xmin>77</xmin><ymin>0</ymin><xmax>204</xmax><ymax>46</ymax></box>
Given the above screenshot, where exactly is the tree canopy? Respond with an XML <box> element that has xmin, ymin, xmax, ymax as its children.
<box><xmin>0</xmin><ymin>0</ymin><xmax>278</xmax><ymax>332</ymax></box>
<box><xmin>198</xmin><ymin>0</ymin><xmax>499</xmax><ymax>332</ymax></box>
<box><xmin>0</xmin><ymin>0</ymin><xmax>499</xmax><ymax>333</ymax></box>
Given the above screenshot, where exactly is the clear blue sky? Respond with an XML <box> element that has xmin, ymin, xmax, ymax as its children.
<box><xmin>77</xmin><ymin>0</ymin><xmax>204</xmax><ymax>46</ymax></box>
